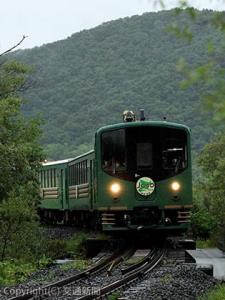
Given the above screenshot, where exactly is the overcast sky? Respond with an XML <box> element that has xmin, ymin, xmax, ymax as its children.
<box><xmin>1</xmin><ymin>0</ymin><xmax>225</xmax><ymax>51</ymax></box>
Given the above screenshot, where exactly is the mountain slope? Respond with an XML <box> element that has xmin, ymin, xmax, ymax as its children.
<box><xmin>12</xmin><ymin>9</ymin><xmax>222</xmax><ymax>159</ymax></box>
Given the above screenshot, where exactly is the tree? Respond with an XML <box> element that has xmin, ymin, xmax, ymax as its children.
<box><xmin>0</xmin><ymin>59</ymin><xmax>44</xmax><ymax>260</ymax></box>
<box><xmin>159</xmin><ymin>0</ymin><xmax>225</xmax><ymax>240</ymax></box>
<box><xmin>164</xmin><ymin>0</ymin><xmax>225</xmax><ymax>121</ymax></box>
<box><xmin>197</xmin><ymin>133</ymin><xmax>225</xmax><ymax>239</ymax></box>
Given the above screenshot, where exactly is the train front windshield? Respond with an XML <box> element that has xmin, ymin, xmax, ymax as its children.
<box><xmin>101</xmin><ymin>126</ymin><xmax>187</xmax><ymax>181</ymax></box>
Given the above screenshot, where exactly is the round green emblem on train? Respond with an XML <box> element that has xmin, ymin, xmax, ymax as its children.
<box><xmin>136</xmin><ymin>177</ymin><xmax>155</xmax><ymax>196</ymax></box>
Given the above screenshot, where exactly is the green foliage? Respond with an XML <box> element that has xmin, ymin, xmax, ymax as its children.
<box><xmin>37</xmin><ymin>255</ymin><xmax>53</xmax><ymax>268</ymax></box>
<box><xmin>0</xmin><ymin>260</ymin><xmax>35</xmax><ymax>286</ymax></box>
<box><xmin>0</xmin><ymin>60</ymin><xmax>30</xmax><ymax>99</ymax></box>
<box><xmin>0</xmin><ymin>187</ymin><xmax>41</xmax><ymax>261</ymax></box>
<box><xmin>0</xmin><ymin>256</ymin><xmax>53</xmax><ymax>286</ymax></box>
<box><xmin>107</xmin><ymin>292</ymin><xmax>121</xmax><ymax>300</ymax></box>
<box><xmin>196</xmin><ymin>239</ymin><xmax>216</xmax><ymax>249</ymax></box>
<box><xmin>168</xmin><ymin>7</ymin><xmax>225</xmax><ymax>122</ymax></box>
<box><xmin>66</xmin><ymin>232</ymin><xmax>88</xmax><ymax>258</ymax></box>
<box><xmin>94</xmin><ymin>233</ymin><xmax>109</xmax><ymax>241</ymax></box>
<box><xmin>191</xmin><ymin>205</ymin><xmax>216</xmax><ymax>239</ymax></box>
<box><xmin>195</xmin><ymin>132</ymin><xmax>225</xmax><ymax>239</ymax></box>
<box><xmin>41</xmin><ymin>232</ymin><xmax>89</xmax><ymax>260</ymax></box>
<box><xmin>167</xmin><ymin>23</ymin><xmax>193</xmax><ymax>41</ymax></box>
<box><xmin>43</xmin><ymin>239</ymin><xmax>68</xmax><ymax>260</ymax></box>
<box><xmin>0</xmin><ymin>62</ymin><xmax>43</xmax><ymax>200</ymax></box>
<box><xmin>160</xmin><ymin>273</ymin><xmax>173</xmax><ymax>284</ymax></box>
<box><xmin>198</xmin><ymin>284</ymin><xmax>225</xmax><ymax>300</ymax></box>
<box><xmin>0</xmin><ymin>59</ymin><xmax>43</xmax><ymax>263</ymax></box>
<box><xmin>10</xmin><ymin>10</ymin><xmax>223</xmax><ymax>160</ymax></box>
<box><xmin>60</xmin><ymin>259</ymin><xmax>91</xmax><ymax>271</ymax></box>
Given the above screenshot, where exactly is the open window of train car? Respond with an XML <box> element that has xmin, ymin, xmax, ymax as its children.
<box><xmin>101</xmin><ymin>126</ymin><xmax>187</xmax><ymax>181</ymax></box>
<box><xmin>40</xmin><ymin>168</ymin><xmax>57</xmax><ymax>188</ymax></box>
<box><xmin>68</xmin><ymin>160</ymin><xmax>88</xmax><ymax>185</ymax></box>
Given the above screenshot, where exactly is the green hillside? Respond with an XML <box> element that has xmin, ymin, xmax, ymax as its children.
<box><xmin>11</xmin><ymin>9</ymin><xmax>222</xmax><ymax>160</ymax></box>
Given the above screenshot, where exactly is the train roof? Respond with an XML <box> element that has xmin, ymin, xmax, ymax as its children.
<box><xmin>42</xmin><ymin>158</ymin><xmax>74</xmax><ymax>166</ymax></box>
<box><xmin>69</xmin><ymin>150</ymin><xmax>94</xmax><ymax>163</ymax></box>
<box><xmin>96</xmin><ymin>120</ymin><xmax>190</xmax><ymax>135</ymax></box>
<box><xmin>42</xmin><ymin>150</ymin><xmax>95</xmax><ymax>167</ymax></box>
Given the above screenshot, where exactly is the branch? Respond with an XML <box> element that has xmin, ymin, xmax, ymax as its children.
<box><xmin>0</xmin><ymin>35</ymin><xmax>28</xmax><ymax>57</ymax></box>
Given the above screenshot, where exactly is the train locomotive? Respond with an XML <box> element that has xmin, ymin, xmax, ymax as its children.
<box><xmin>39</xmin><ymin>110</ymin><xmax>192</xmax><ymax>234</ymax></box>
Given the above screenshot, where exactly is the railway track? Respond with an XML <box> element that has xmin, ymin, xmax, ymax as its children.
<box><xmin>77</xmin><ymin>248</ymin><xmax>166</xmax><ymax>300</ymax></box>
<box><xmin>7</xmin><ymin>248</ymin><xmax>131</xmax><ymax>300</ymax></box>
<box><xmin>7</xmin><ymin>247</ymin><xmax>166</xmax><ymax>300</ymax></box>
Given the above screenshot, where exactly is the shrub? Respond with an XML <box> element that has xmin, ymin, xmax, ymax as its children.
<box><xmin>191</xmin><ymin>206</ymin><xmax>216</xmax><ymax>239</ymax></box>
<box><xmin>66</xmin><ymin>232</ymin><xmax>88</xmax><ymax>258</ymax></box>
<box><xmin>43</xmin><ymin>239</ymin><xmax>68</xmax><ymax>260</ymax></box>
<box><xmin>0</xmin><ymin>260</ymin><xmax>35</xmax><ymax>286</ymax></box>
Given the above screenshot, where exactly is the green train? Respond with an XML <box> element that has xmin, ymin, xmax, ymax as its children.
<box><xmin>39</xmin><ymin>111</ymin><xmax>192</xmax><ymax>233</ymax></box>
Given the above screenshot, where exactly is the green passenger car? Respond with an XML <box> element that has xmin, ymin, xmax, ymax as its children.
<box><xmin>39</xmin><ymin>114</ymin><xmax>192</xmax><ymax>234</ymax></box>
<box><xmin>39</xmin><ymin>158</ymin><xmax>72</xmax><ymax>222</ymax></box>
<box><xmin>95</xmin><ymin>120</ymin><xmax>192</xmax><ymax>233</ymax></box>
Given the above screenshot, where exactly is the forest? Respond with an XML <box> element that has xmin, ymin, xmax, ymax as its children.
<box><xmin>9</xmin><ymin>9</ymin><xmax>223</xmax><ymax>161</ymax></box>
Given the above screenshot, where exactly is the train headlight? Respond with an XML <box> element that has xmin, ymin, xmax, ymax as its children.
<box><xmin>110</xmin><ymin>183</ymin><xmax>121</xmax><ymax>195</ymax></box>
<box><xmin>171</xmin><ymin>181</ymin><xmax>181</xmax><ymax>192</ymax></box>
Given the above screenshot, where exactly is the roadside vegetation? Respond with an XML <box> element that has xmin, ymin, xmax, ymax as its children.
<box><xmin>0</xmin><ymin>58</ymin><xmax>44</xmax><ymax>286</ymax></box>
<box><xmin>0</xmin><ymin>231</ymin><xmax>90</xmax><ymax>285</ymax></box>
<box><xmin>168</xmin><ymin>2</ymin><xmax>225</xmax><ymax>248</ymax></box>
<box><xmin>0</xmin><ymin>57</ymin><xmax>91</xmax><ymax>286</ymax></box>
<box><xmin>198</xmin><ymin>284</ymin><xmax>225</xmax><ymax>300</ymax></box>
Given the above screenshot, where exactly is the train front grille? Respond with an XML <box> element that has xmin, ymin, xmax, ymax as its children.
<box><xmin>101</xmin><ymin>213</ymin><xmax>116</xmax><ymax>225</ymax></box>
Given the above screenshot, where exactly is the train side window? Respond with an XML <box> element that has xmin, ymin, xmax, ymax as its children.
<box><xmin>78</xmin><ymin>163</ymin><xmax>81</xmax><ymax>184</ymax></box>
<box><xmin>45</xmin><ymin>170</ymin><xmax>47</xmax><ymax>188</ymax></box>
<box><xmin>71</xmin><ymin>165</ymin><xmax>74</xmax><ymax>185</ymax></box>
<box><xmin>75</xmin><ymin>164</ymin><xmax>77</xmax><ymax>185</ymax></box>
<box><xmin>46</xmin><ymin>170</ymin><xmax>48</xmax><ymax>187</ymax></box>
<box><xmin>69</xmin><ymin>160</ymin><xmax>88</xmax><ymax>185</ymax></box>
<box><xmin>54</xmin><ymin>169</ymin><xmax>57</xmax><ymax>187</ymax></box>
<box><xmin>50</xmin><ymin>169</ymin><xmax>53</xmax><ymax>187</ymax></box>
<box><xmin>39</xmin><ymin>171</ymin><xmax>42</xmax><ymax>187</ymax></box>
<box><xmin>85</xmin><ymin>160</ymin><xmax>88</xmax><ymax>182</ymax></box>
<box><xmin>44</xmin><ymin>170</ymin><xmax>46</xmax><ymax>188</ymax></box>
<box><xmin>48</xmin><ymin>170</ymin><xmax>50</xmax><ymax>187</ymax></box>
<box><xmin>81</xmin><ymin>162</ymin><xmax>83</xmax><ymax>183</ymax></box>
<box><xmin>73</xmin><ymin>165</ymin><xmax>75</xmax><ymax>185</ymax></box>
<box><xmin>68</xmin><ymin>166</ymin><xmax>71</xmax><ymax>185</ymax></box>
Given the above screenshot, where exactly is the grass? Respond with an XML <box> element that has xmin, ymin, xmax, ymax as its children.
<box><xmin>107</xmin><ymin>292</ymin><xmax>121</xmax><ymax>300</ymax></box>
<box><xmin>66</xmin><ymin>232</ymin><xmax>89</xmax><ymax>258</ymax></box>
<box><xmin>44</xmin><ymin>231</ymin><xmax>89</xmax><ymax>259</ymax></box>
<box><xmin>0</xmin><ymin>260</ymin><xmax>35</xmax><ymax>286</ymax></box>
<box><xmin>160</xmin><ymin>273</ymin><xmax>173</xmax><ymax>284</ymax></box>
<box><xmin>198</xmin><ymin>284</ymin><xmax>225</xmax><ymax>300</ymax></box>
<box><xmin>0</xmin><ymin>231</ymin><xmax>90</xmax><ymax>286</ymax></box>
<box><xmin>60</xmin><ymin>259</ymin><xmax>91</xmax><ymax>271</ymax></box>
<box><xmin>0</xmin><ymin>255</ymin><xmax>55</xmax><ymax>286</ymax></box>
<box><xmin>196</xmin><ymin>239</ymin><xmax>216</xmax><ymax>249</ymax></box>
<box><xmin>94</xmin><ymin>233</ymin><xmax>109</xmax><ymax>241</ymax></box>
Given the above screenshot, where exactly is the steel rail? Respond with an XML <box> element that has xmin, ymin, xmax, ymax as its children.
<box><xmin>7</xmin><ymin>249</ymin><xmax>128</xmax><ymax>300</ymax></box>
<box><xmin>121</xmin><ymin>249</ymin><xmax>154</xmax><ymax>275</ymax></box>
<box><xmin>77</xmin><ymin>248</ymin><xmax>166</xmax><ymax>300</ymax></box>
<box><xmin>107</xmin><ymin>248</ymin><xmax>134</xmax><ymax>276</ymax></box>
